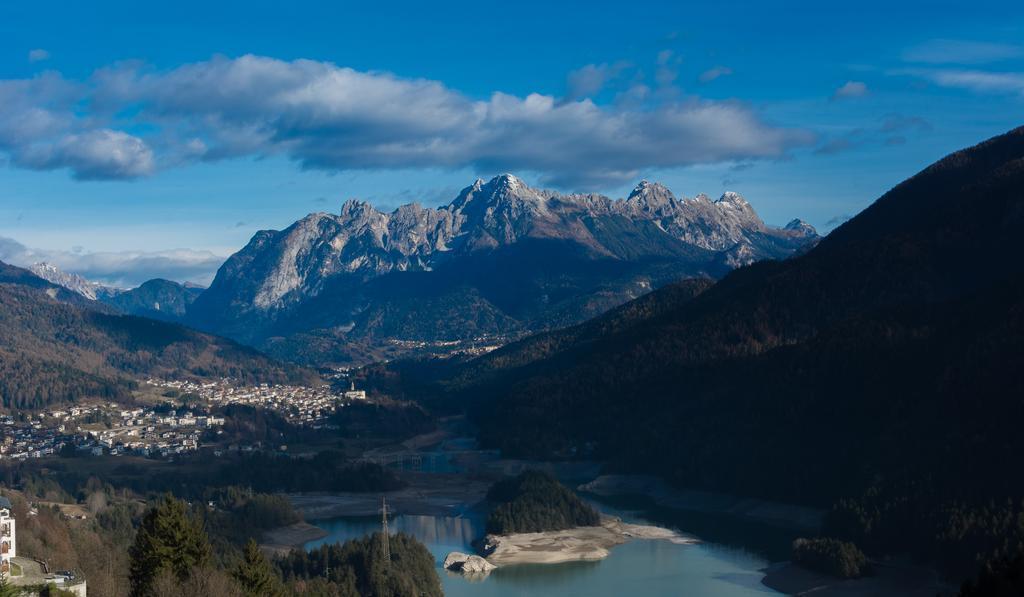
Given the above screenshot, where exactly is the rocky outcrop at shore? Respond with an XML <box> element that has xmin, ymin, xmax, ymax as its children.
<box><xmin>443</xmin><ymin>552</ymin><xmax>497</xmax><ymax>576</ymax></box>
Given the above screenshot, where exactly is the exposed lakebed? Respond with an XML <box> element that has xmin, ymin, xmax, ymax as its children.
<box><xmin>304</xmin><ymin>498</ymin><xmax>785</xmax><ymax>596</ymax></box>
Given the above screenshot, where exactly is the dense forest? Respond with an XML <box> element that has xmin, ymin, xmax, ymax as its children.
<box><xmin>277</xmin><ymin>533</ymin><xmax>442</xmax><ymax>597</ymax></box>
<box><xmin>367</xmin><ymin>126</ymin><xmax>1024</xmax><ymax>587</ymax></box>
<box><xmin>126</xmin><ymin>494</ymin><xmax>440</xmax><ymax>597</ymax></box>
<box><xmin>0</xmin><ymin>354</ymin><xmax>130</xmax><ymax>409</ymax></box>
<box><xmin>0</xmin><ymin>265</ymin><xmax>315</xmax><ymax>411</ymax></box>
<box><xmin>485</xmin><ymin>470</ymin><xmax>600</xmax><ymax>535</ymax></box>
<box><xmin>2</xmin><ymin>461</ymin><xmax>434</xmax><ymax>597</ymax></box>
<box><xmin>101</xmin><ymin>279</ymin><xmax>203</xmax><ymax>322</ymax></box>
<box><xmin>790</xmin><ymin>537</ymin><xmax>869</xmax><ymax>579</ymax></box>
<box><xmin>1</xmin><ymin>452</ymin><xmax>404</xmax><ymax>502</ymax></box>
<box><xmin>0</xmin><ymin>482</ymin><xmax>298</xmax><ymax>596</ymax></box>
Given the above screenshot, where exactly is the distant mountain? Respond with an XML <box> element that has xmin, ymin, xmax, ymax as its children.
<box><xmin>26</xmin><ymin>262</ymin><xmax>206</xmax><ymax>322</ymax></box>
<box><xmin>187</xmin><ymin>175</ymin><xmax>817</xmax><ymax>365</ymax></box>
<box><xmin>28</xmin><ymin>262</ymin><xmax>120</xmax><ymax>301</ymax></box>
<box><xmin>0</xmin><ymin>260</ymin><xmax>312</xmax><ymax>411</ymax></box>
<box><xmin>1</xmin><ymin>260</ymin><xmax>112</xmax><ymax>313</ymax></box>
<box><xmin>102</xmin><ymin>278</ymin><xmax>204</xmax><ymax>321</ymax></box>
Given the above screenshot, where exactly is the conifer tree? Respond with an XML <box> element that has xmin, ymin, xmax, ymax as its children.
<box><xmin>0</xmin><ymin>574</ymin><xmax>19</xmax><ymax>597</ymax></box>
<box><xmin>233</xmin><ymin>539</ymin><xmax>286</xmax><ymax>597</ymax></box>
<box><xmin>129</xmin><ymin>494</ymin><xmax>211</xmax><ymax>597</ymax></box>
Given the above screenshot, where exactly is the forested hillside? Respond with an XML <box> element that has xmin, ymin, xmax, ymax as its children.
<box><xmin>485</xmin><ymin>470</ymin><xmax>600</xmax><ymax>534</ymax></box>
<box><xmin>380</xmin><ymin>126</ymin><xmax>1024</xmax><ymax>583</ymax></box>
<box><xmin>0</xmin><ymin>263</ymin><xmax>314</xmax><ymax>410</ymax></box>
<box><xmin>101</xmin><ymin>278</ymin><xmax>204</xmax><ymax>322</ymax></box>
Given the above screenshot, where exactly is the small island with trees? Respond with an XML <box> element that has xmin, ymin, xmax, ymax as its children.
<box><xmin>444</xmin><ymin>470</ymin><xmax>692</xmax><ymax>572</ymax></box>
<box><xmin>485</xmin><ymin>470</ymin><xmax>600</xmax><ymax>535</ymax></box>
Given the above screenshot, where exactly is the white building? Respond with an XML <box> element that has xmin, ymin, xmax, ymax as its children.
<box><xmin>344</xmin><ymin>381</ymin><xmax>367</xmax><ymax>401</ymax></box>
<box><xmin>0</xmin><ymin>497</ymin><xmax>15</xmax><ymax>576</ymax></box>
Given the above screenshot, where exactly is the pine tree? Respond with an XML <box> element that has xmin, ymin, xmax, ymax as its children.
<box><xmin>128</xmin><ymin>494</ymin><xmax>212</xmax><ymax>597</ymax></box>
<box><xmin>0</xmin><ymin>574</ymin><xmax>19</xmax><ymax>597</ymax></box>
<box><xmin>233</xmin><ymin>539</ymin><xmax>286</xmax><ymax>597</ymax></box>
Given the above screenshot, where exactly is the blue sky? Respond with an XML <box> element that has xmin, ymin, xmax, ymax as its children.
<box><xmin>0</xmin><ymin>0</ymin><xmax>1022</xmax><ymax>285</ymax></box>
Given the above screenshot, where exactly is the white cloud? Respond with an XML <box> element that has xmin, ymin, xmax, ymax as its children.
<box><xmin>831</xmin><ymin>81</ymin><xmax>869</xmax><ymax>100</ymax></box>
<box><xmin>27</xmin><ymin>49</ymin><xmax>50</xmax><ymax>63</ymax></box>
<box><xmin>0</xmin><ymin>74</ymin><xmax>153</xmax><ymax>180</ymax></box>
<box><xmin>0</xmin><ymin>54</ymin><xmax>814</xmax><ymax>187</ymax></box>
<box><xmin>16</xmin><ymin>129</ymin><xmax>155</xmax><ymax>180</ymax></box>
<box><xmin>655</xmin><ymin>50</ymin><xmax>681</xmax><ymax>88</ymax></box>
<box><xmin>0</xmin><ymin>236</ymin><xmax>224</xmax><ymax>287</ymax></box>
<box><xmin>903</xmin><ymin>39</ymin><xmax>1024</xmax><ymax>65</ymax></box>
<box><xmin>899</xmin><ymin>68</ymin><xmax>1024</xmax><ymax>96</ymax></box>
<box><xmin>0</xmin><ymin>74</ymin><xmax>78</xmax><ymax>148</ymax></box>
<box><xmin>564</xmin><ymin>61</ymin><xmax>630</xmax><ymax>101</ymax></box>
<box><xmin>698</xmin><ymin>66</ymin><xmax>733</xmax><ymax>83</ymax></box>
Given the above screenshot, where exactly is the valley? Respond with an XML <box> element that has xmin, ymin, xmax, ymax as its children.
<box><xmin>2</xmin><ymin>5</ymin><xmax>1022</xmax><ymax>596</ymax></box>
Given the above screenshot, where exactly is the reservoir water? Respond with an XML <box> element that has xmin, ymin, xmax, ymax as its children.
<box><xmin>306</xmin><ymin>498</ymin><xmax>788</xmax><ymax>596</ymax></box>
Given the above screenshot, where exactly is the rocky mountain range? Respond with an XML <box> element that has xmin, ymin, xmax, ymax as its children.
<box><xmin>28</xmin><ymin>262</ymin><xmax>204</xmax><ymax>322</ymax></box>
<box><xmin>28</xmin><ymin>262</ymin><xmax>120</xmax><ymax>301</ymax></box>
<box><xmin>185</xmin><ymin>174</ymin><xmax>818</xmax><ymax>365</ymax></box>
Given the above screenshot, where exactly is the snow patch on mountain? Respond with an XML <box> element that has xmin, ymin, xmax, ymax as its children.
<box><xmin>198</xmin><ymin>175</ymin><xmax>819</xmax><ymax>320</ymax></box>
<box><xmin>28</xmin><ymin>262</ymin><xmax>120</xmax><ymax>301</ymax></box>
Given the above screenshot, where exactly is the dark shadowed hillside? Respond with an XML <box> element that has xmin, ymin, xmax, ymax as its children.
<box><xmin>101</xmin><ymin>278</ymin><xmax>204</xmax><ymax>321</ymax></box>
<box><xmin>460</xmin><ymin>126</ymin><xmax>1024</xmax><ymax>488</ymax></box>
<box><xmin>384</xmin><ymin>127</ymin><xmax>1024</xmax><ymax>582</ymax></box>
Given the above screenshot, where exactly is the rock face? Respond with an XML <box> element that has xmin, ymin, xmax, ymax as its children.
<box><xmin>187</xmin><ymin>174</ymin><xmax>817</xmax><ymax>365</ymax></box>
<box><xmin>26</xmin><ymin>263</ymin><xmax>206</xmax><ymax>323</ymax></box>
<box><xmin>442</xmin><ymin>552</ymin><xmax>497</xmax><ymax>574</ymax></box>
<box><xmin>28</xmin><ymin>262</ymin><xmax>118</xmax><ymax>301</ymax></box>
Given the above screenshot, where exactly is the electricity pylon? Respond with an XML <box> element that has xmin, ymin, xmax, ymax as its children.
<box><xmin>381</xmin><ymin>496</ymin><xmax>391</xmax><ymax>565</ymax></box>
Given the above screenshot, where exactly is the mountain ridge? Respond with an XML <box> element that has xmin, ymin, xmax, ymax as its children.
<box><xmin>187</xmin><ymin>174</ymin><xmax>817</xmax><ymax>365</ymax></box>
<box><xmin>28</xmin><ymin>261</ymin><xmax>121</xmax><ymax>301</ymax></box>
<box><xmin>25</xmin><ymin>262</ymin><xmax>206</xmax><ymax>322</ymax></box>
<box><xmin>103</xmin><ymin>278</ymin><xmax>205</xmax><ymax>321</ymax></box>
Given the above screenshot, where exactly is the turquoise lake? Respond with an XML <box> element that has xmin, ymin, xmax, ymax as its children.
<box><xmin>306</xmin><ymin>498</ymin><xmax>790</xmax><ymax>596</ymax></box>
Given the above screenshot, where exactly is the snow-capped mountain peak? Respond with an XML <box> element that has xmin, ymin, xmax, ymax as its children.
<box><xmin>716</xmin><ymin>191</ymin><xmax>750</xmax><ymax>206</ymax></box>
<box><xmin>191</xmin><ymin>174</ymin><xmax>820</xmax><ymax>323</ymax></box>
<box><xmin>27</xmin><ymin>262</ymin><xmax>117</xmax><ymax>301</ymax></box>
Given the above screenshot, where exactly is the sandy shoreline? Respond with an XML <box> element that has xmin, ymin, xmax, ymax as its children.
<box><xmin>480</xmin><ymin>516</ymin><xmax>697</xmax><ymax>567</ymax></box>
<box><xmin>580</xmin><ymin>474</ymin><xmax>824</xmax><ymax>532</ymax></box>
